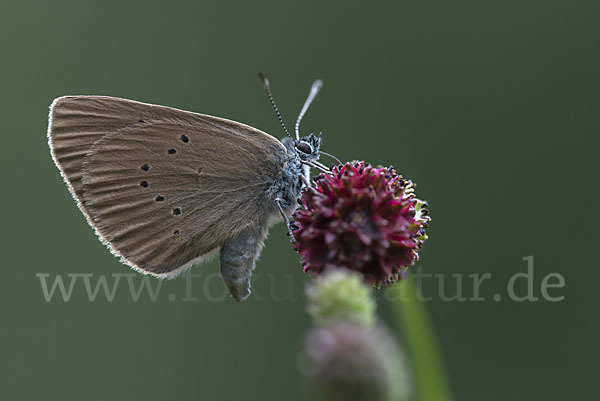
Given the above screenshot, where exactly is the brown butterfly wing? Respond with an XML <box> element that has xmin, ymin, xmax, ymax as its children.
<box><xmin>48</xmin><ymin>96</ymin><xmax>288</xmax><ymax>276</ymax></box>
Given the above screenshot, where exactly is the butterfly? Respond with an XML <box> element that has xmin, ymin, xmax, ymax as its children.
<box><xmin>47</xmin><ymin>75</ymin><xmax>337</xmax><ymax>301</ymax></box>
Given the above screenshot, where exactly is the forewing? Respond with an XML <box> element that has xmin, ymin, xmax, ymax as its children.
<box><xmin>48</xmin><ymin>96</ymin><xmax>287</xmax><ymax>276</ymax></box>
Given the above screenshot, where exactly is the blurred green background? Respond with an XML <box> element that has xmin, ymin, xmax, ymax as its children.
<box><xmin>1</xmin><ymin>0</ymin><xmax>598</xmax><ymax>400</ymax></box>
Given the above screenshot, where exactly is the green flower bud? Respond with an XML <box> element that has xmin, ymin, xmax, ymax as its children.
<box><xmin>306</xmin><ymin>269</ymin><xmax>376</xmax><ymax>327</ymax></box>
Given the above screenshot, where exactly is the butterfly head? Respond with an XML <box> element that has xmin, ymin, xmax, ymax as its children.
<box><xmin>294</xmin><ymin>133</ymin><xmax>321</xmax><ymax>163</ymax></box>
<box><xmin>259</xmin><ymin>74</ymin><xmax>324</xmax><ymax>165</ymax></box>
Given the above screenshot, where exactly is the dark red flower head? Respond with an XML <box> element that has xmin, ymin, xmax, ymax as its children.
<box><xmin>292</xmin><ymin>161</ymin><xmax>430</xmax><ymax>287</ymax></box>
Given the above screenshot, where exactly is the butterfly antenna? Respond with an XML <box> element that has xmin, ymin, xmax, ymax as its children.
<box><xmin>258</xmin><ymin>72</ymin><xmax>291</xmax><ymax>139</ymax></box>
<box><xmin>295</xmin><ymin>79</ymin><xmax>323</xmax><ymax>140</ymax></box>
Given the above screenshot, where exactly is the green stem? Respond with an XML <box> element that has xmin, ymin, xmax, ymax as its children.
<box><xmin>392</xmin><ymin>273</ymin><xmax>453</xmax><ymax>401</ymax></box>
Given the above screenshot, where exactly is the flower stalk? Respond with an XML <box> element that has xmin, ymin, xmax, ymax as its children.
<box><xmin>302</xmin><ymin>270</ymin><xmax>413</xmax><ymax>401</ymax></box>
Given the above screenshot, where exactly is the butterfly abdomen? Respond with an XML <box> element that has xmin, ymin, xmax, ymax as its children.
<box><xmin>219</xmin><ymin>224</ymin><xmax>269</xmax><ymax>301</ymax></box>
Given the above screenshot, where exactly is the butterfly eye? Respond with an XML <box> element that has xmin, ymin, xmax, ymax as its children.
<box><xmin>295</xmin><ymin>142</ymin><xmax>312</xmax><ymax>154</ymax></box>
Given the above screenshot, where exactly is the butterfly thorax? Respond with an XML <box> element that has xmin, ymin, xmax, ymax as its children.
<box><xmin>273</xmin><ymin>134</ymin><xmax>321</xmax><ymax>214</ymax></box>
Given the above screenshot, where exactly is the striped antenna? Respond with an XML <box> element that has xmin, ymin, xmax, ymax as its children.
<box><xmin>258</xmin><ymin>72</ymin><xmax>291</xmax><ymax>138</ymax></box>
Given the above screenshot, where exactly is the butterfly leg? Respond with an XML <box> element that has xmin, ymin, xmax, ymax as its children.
<box><xmin>301</xmin><ymin>174</ymin><xmax>312</xmax><ymax>188</ymax></box>
<box><xmin>275</xmin><ymin>198</ymin><xmax>295</xmax><ymax>237</ymax></box>
<box><xmin>220</xmin><ymin>225</ymin><xmax>266</xmax><ymax>302</ymax></box>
